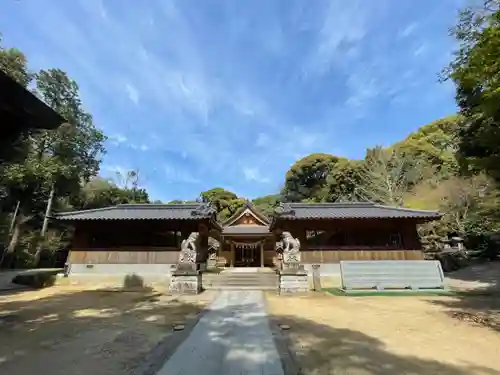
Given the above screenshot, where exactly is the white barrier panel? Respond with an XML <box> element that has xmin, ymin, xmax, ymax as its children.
<box><xmin>340</xmin><ymin>260</ymin><xmax>445</xmax><ymax>291</ymax></box>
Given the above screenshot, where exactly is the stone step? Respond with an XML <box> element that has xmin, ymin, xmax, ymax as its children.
<box><xmin>203</xmin><ymin>276</ymin><xmax>277</xmax><ymax>282</ymax></box>
<box><xmin>204</xmin><ymin>279</ymin><xmax>277</xmax><ymax>285</ymax></box>
<box><xmin>203</xmin><ymin>285</ymin><xmax>278</xmax><ymax>290</ymax></box>
<box><xmin>201</xmin><ymin>271</ymin><xmax>279</xmax><ymax>290</ymax></box>
<box><xmin>203</xmin><ymin>275</ymin><xmax>277</xmax><ymax>280</ymax></box>
<box><xmin>203</xmin><ymin>281</ymin><xmax>278</xmax><ymax>286</ymax></box>
<box><xmin>204</xmin><ymin>280</ymin><xmax>277</xmax><ymax>285</ymax></box>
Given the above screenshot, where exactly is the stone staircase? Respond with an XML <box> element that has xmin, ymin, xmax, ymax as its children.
<box><xmin>202</xmin><ymin>268</ymin><xmax>278</xmax><ymax>290</ymax></box>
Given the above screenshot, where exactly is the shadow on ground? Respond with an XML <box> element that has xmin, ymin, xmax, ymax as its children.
<box><xmin>0</xmin><ymin>286</ymin><xmax>206</xmax><ymax>375</ymax></box>
<box><xmin>434</xmin><ymin>261</ymin><xmax>500</xmax><ymax>332</ymax></box>
<box><xmin>1</xmin><ymin>287</ymin><xmax>499</xmax><ymax>375</ymax></box>
<box><xmin>267</xmin><ymin>309</ymin><xmax>499</xmax><ymax>375</ymax></box>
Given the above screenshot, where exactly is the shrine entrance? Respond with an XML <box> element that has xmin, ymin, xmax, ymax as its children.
<box><xmin>234</xmin><ymin>245</ymin><xmax>261</xmax><ymax>267</ymax></box>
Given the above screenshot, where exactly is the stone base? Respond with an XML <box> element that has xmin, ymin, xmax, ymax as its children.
<box><xmin>279</xmin><ymin>269</ymin><xmax>308</xmax><ymax>294</ymax></box>
<box><xmin>169</xmin><ymin>271</ymin><xmax>202</xmax><ymax>294</ymax></box>
<box><xmin>282</xmin><ymin>262</ymin><xmax>304</xmax><ymax>271</ymax></box>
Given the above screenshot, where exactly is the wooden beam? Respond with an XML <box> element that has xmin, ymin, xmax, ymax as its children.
<box><xmin>230</xmin><ymin>242</ymin><xmax>235</xmax><ymax>267</ymax></box>
<box><xmin>260</xmin><ymin>242</ymin><xmax>264</xmax><ymax>268</ymax></box>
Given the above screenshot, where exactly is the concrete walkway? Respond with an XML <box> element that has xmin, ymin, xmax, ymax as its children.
<box><xmin>156</xmin><ymin>290</ymin><xmax>284</xmax><ymax>375</ymax></box>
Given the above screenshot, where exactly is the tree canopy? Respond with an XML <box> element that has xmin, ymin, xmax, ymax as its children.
<box><xmin>446</xmin><ymin>0</ymin><xmax>500</xmax><ymax>179</ymax></box>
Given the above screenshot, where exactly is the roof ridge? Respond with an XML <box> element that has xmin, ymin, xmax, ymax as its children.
<box><xmin>287</xmin><ymin>202</ymin><xmax>375</xmax><ymax>207</ymax></box>
<box><xmin>54</xmin><ymin>205</ymin><xmax>118</xmax><ymax>216</ymax></box>
<box><xmin>117</xmin><ymin>203</ymin><xmax>201</xmax><ymax>208</ymax></box>
<box><xmin>373</xmin><ymin>204</ymin><xmax>440</xmax><ymax>214</ymax></box>
<box><xmin>54</xmin><ymin>202</ymin><xmax>211</xmax><ymax>217</ymax></box>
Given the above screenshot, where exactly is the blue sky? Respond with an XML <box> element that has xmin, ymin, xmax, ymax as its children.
<box><xmin>1</xmin><ymin>0</ymin><xmax>465</xmax><ymax>202</ymax></box>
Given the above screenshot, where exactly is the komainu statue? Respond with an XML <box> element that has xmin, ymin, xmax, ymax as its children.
<box><xmin>179</xmin><ymin>232</ymin><xmax>199</xmax><ymax>263</ymax></box>
<box><xmin>280</xmin><ymin>231</ymin><xmax>301</xmax><ymax>263</ymax></box>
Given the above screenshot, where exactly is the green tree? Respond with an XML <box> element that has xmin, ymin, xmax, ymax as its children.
<box><xmin>251</xmin><ymin>194</ymin><xmax>280</xmax><ymax>217</ymax></box>
<box><xmin>325</xmin><ymin>159</ymin><xmax>364</xmax><ymax>202</ymax></box>
<box><xmin>445</xmin><ymin>0</ymin><xmax>500</xmax><ymax>179</ymax></box>
<box><xmin>73</xmin><ymin>177</ymin><xmax>149</xmax><ymax>210</ymax></box>
<box><xmin>392</xmin><ymin>116</ymin><xmax>461</xmax><ymax>180</ymax></box>
<box><xmin>1</xmin><ymin>67</ymin><xmax>106</xmax><ymax>267</ymax></box>
<box><xmin>200</xmin><ymin>188</ymin><xmax>245</xmax><ymax>221</ymax></box>
<box><xmin>281</xmin><ymin>153</ymin><xmax>338</xmax><ymax>202</ymax></box>
<box><xmin>0</xmin><ymin>35</ymin><xmax>33</xmax><ymax>87</ymax></box>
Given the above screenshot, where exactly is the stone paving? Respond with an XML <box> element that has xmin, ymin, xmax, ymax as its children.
<box><xmin>156</xmin><ymin>290</ymin><xmax>284</xmax><ymax>375</ymax></box>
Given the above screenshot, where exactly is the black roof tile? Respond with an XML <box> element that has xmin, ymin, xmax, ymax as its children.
<box><xmin>273</xmin><ymin>202</ymin><xmax>441</xmax><ymax>220</ymax></box>
<box><xmin>53</xmin><ymin>203</ymin><xmax>216</xmax><ymax>221</ymax></box>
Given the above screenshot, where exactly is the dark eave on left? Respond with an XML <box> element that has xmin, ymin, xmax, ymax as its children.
<box><xmin>52</xmin><ymin>203</ymin><xmax>221</xmax><ymax>230</ymax></box>
<box><xmin>1</xmin><ymin>70</ymin><xmax>67</xmax><ymax>133</ymax></box>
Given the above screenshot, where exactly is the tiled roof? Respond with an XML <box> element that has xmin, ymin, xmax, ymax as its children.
<box><xmin>52</xmin><ymin>203</ymin><xmax>216</xmax><ymax>221</ymax></box>
<box><xmin>222</xmin><ymin>225</ymin><xmax>270</xmax><ymax>235</ymax></box>
<box><xmin>273</xmin><ymin>202</ymin><xmax>441</xmax><ymax>220</ymax></box>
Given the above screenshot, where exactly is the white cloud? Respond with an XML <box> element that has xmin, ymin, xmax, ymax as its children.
<box><xmin>130</xmin><ymin>143</ymin><xmax>150</xmax><ymax>151</ymax></box>
<box><xmin>256</xmin><ymin>133</ymin><xmax>270</xmax><ymax>147</ymax></box>
<box><xmin>413</xmin><ymin>43</ymin><xmax>428</xmax><ymax>57</ymax></box>
<box><xmin>109</xmin><ymin>134</ymin><xmax>128</xmax><ymax>145</ymax></box>
<box><xmin>101</xmin><ymin>164</ymin><xmax>130</xmax><ymax>185</ymax></box>
<box><xmin>345</xmin><ymin>70</ymin><xmax>380</xmax><ymax>112</ymax></box>
<box><xmin>243</xmin><ymin>167</ymin><xmax>270</xmax><ymax>184</ymax></box>
<box><xmin>304</xmin><ymin>1</ymin><xmax>369</xmax><ymax>76</ymax></box>
<box><xmin>125</xmin><ymin>83</ymin><xmax>140</xmax><ymax>104</ymax></box>
<box><xmin>164</xmin><ymin>164</ymin><xmax>200</xmax><ymax>184</ymax></box>
<box><xmin>399</xmin><ymin>22</ymin><xmax>418</xmax><ymax>38</ymax></box>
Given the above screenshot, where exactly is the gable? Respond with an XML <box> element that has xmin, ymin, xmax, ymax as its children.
<box><xmin>232</xmin><ymin>209</ymin><xmax>266</xmax><ymax>226</ymax></box>
<box><xmin>223</xmin><ymin>201</ymin><xmax>270</xmax><ymax>227</ymax></box>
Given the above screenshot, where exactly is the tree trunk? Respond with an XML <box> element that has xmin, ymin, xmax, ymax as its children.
<box><xmin>34</xmin><ymin>185</ymin><xmax>56</xmax><ymax>267</ymax></box>
<box><xmin>0</xmin><ymin>215</ymin><xmax>23</xmax><ymax>269</ymax></box>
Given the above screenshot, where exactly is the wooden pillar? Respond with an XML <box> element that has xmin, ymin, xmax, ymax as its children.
<box><xmin>230</xmin><ymin>242</ymin><xmax>235</xmax><ymax>267</ymax></box>
<box><xmin>260</xmin><ymin>242</ymin><xmax>264</xmax><ymax>268</ymax></box>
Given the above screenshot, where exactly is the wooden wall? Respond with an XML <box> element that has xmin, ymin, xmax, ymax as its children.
<box><xmin>68</xmin><ymin>219</ymin><xmax>205</xmax><ymax>265</ymax></box>
<box><xmin>68</xmin><ymin>248</ymin><xmax>179</xmax><ymax>264</ymax></box>
<box><xmin>276</xmin><ymin>218</ymin><xmax>422</xmax><ymax>250</ymax></box>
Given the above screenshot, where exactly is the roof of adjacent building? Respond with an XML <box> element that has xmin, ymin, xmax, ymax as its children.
<box><xmin>272</xmin><ymin>202</ymin><xmax>442</xmax><ymax>221</ymax></box>
<box><xmin>53</xmin><ymin>203</ymin><xmax>217</xmax><ymax>221</ymax></box>
<box><xmin>1</xmin><ymin>70</ymin><xmax>66</xmax><ymax>132</ymax></box>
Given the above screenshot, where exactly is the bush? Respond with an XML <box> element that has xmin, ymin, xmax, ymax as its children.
<box><xmin>12</xmin><ymin>270</ymin><xmax>58</xmax><ymax>288</ymax></box>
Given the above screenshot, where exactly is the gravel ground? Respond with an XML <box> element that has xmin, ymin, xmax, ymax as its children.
<box><xmin>0</xmin><ymin>285</ymin><xmax>216</xmax><ymax>375</ymax></box>
<box><xmin>266</xmin><ymin>292</ymin><xmax>500</xmax><ymax>375</ymax></box>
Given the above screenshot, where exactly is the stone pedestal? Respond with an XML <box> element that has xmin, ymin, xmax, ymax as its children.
<box><xmin>279</xmin><ymin>268</ymin><xmax>308</xmax><ymax>294</ymax></box>
<box><xmin>169</xmin><ymin>270</ymin><xmax>202</xmax><ymax>294</ymax></box>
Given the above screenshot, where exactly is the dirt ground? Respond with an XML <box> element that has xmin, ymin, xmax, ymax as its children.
<box><xmin>267</xmin><ymin>292</ymin><xmax>500</xmax><ymax>375</ymax></box>
<box><xmin>0</xmin><ymin>285</ymin><xmax>216</xmax><ymax>375</ymax></box>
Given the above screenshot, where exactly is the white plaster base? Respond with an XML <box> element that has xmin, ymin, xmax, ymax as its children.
<box><xmin>169</xmin><ymin>273</ymin><xmax>202</xmax><ymax>294</ymax></box>
<box><xmin>279</xmin><ymin>271</ymin><xmax>308</xmax><ymax>294</ymax></box>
